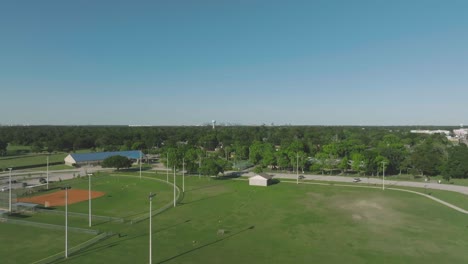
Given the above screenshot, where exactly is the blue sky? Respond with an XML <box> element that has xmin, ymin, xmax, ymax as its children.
<box><xmin>1</xmin><ymin>0</ymin><xmax>467</xmax><ymax>126</ymax></box>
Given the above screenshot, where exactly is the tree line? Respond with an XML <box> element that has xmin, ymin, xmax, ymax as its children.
<box><xmin>0</xmin><ymin>125</ymin><xmax>467</xmax><ymax>180</ymax></box>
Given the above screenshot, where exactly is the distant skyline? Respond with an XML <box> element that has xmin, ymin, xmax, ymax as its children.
<box><xmin>1</xmin><ymin>1</ymin><xmax>468</xmax><ymax>126</ymax></box>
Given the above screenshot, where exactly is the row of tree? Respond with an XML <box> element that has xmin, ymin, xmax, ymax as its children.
<box><xmin>1</xmin><ymin>125</ymin><xmax>467</xmax><ymax>179</ymax></box>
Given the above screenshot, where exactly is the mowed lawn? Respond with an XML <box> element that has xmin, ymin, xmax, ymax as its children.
<box><xmin>0</xmin><ymin>153</ymin><xmax>66</xmax><ymax>169</ymax></box>
<box><xmin>0</xmin><ymin>223</ymin><xmax>94</xmax><ymax>264</ymax></box>
<box><xmin>46</xmin><ymin>174</ymin><xmax>468</xmax><ymax>264</ymax></box>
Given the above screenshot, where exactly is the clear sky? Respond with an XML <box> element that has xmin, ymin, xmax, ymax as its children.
<box><xmin>1</xmin><ymin>0</ymin><xmax>467</xmax><ymax>126</ymax></box>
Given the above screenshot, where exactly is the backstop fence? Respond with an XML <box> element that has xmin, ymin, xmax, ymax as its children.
<box><xmin>0</xmin><ymin>192</ymin><xmax>17</xmax><ymax>211</ymax></box>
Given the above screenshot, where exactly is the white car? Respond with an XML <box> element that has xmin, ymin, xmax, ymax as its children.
<box><xmin>0</xmin><ymin>186</ymin><xmax>9</xmax><ymax>192</ymax></box>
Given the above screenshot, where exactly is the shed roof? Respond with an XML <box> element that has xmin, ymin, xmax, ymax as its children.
<box><xmin>252</xmin><ymin>173</ymin><xmax>273</xmax><ymax>180</ymax></box>
<box><xmin>69</xmin><ymin>150</ymin><xmax>143</xmax><ymax>163</ymax></box>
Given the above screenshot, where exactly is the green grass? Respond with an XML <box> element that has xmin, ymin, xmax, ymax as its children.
<box><xmin>2</xmin><ymin>172</ymin><xmax>468</xmax><ymax>264</ymax></box>
<box><xmin>0</xmin><ymin>222</ymin><xmax>94</xmax><ymax>264</ymax></box>
<box><xmin>0</xmin><ymin>153</ymin><xmax>66</xmax><ymax>170</ymax></box>
<box><xmin>26</xmin><ymin>164</ymin><xmax>73</xmax><ymax>171</ymax></box>
<box><xmin>5</xmin><ymin>145</ymin><xmax>32</xmax><ymax>156</ymax></box>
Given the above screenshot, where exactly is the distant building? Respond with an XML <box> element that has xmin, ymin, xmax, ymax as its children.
<box><xmin>453</xmin><ymin>129</ymin><xmax>468</xmax><ymax>138</ymax></box>
<box><xmin>410</xmin><ymin>130</ymin><xmax>450</xmax><ymax>136</ymax></box>
<box><xmin>249</xmin><ymin>173</ymin><xmax>273</xmax><ymax>187</ymax></box>
<box><xmin>64</xmin><ymin>150</ymin><xmax>143</xmax><ymax>167</ymax></box>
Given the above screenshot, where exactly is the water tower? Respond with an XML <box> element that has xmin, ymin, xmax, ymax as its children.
<box><xmin>212</xmin><ymin>120</ymin><xmax>216</xmax><ymax>130</ymax></box>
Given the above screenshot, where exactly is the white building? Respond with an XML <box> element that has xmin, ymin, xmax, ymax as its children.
<box><xmin>453</xmin><ymin>129</ymin><xmax>468</xmax><ymax>138</ymax></box>
<box><xmin>410</xmin><ymin>130</ymin><xmax>450</xmax><ymax>136</ymax></box>
<box><xmin>249</xmin><ymin>173</ymin><xmax>273</xmax><ymax>187</ymax></box>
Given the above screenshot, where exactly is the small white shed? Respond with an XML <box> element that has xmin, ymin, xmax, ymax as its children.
<box><xmin>249</xmin><ymin>173</ymin><xmax>273</xmax><ymax>187</ymax></box>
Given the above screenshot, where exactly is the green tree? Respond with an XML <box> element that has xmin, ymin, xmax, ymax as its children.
<box><xmin>0</xmin><ymin>139</ymin><xmax>6</xmax><ymax>156</ymax></box>
<box><xmin>102</xmin><ymin>155</ymin><xmax>133</xmax><ymax>170</ymax></box>
<box><xmin>253</xmin><ymin>166</ymin><xmax>264</xmax><ymax>174</ymax></box>
<box><xmin>443</xmin><ymin>144</ymin><xmax>468</xmax><ymax>180</ymax></box>
<box><xmin>199</xmin><ymin>157</ymin><xmax>225</xmax><ymax>176</ymax></box>
<box><xmin>350</xmin><ymin>152</ymin><xmax>366</xmax><ymax>175</ymax></box>
<box><xmin>410</xmin><ymin>137</ymin><xmax>447</xmax><ymax>176</ymax></box>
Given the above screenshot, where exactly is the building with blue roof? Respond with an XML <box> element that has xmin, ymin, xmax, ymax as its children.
<box><xmin>64</xmin><ymin>150</ymin><xmax>143</xmax><ymax>167</ymax></box>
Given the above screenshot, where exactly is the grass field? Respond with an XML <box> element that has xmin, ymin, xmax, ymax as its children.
<box><xmin>0</xmin><ymin>223</ymin><xmax>94</xmax><ymax>264</ymax></box>
<box><xmin>0</xmin><ymin>153</ymin><xmax>66</xmax><ymax>170</ymax></box>
<box><xmin>1</xmin><ymin>172</ymin><xmax>468</xmax><ymax>264</ymax></box>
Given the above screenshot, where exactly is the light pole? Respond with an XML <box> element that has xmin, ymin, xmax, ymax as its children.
<box><xmin>8</xmin><ymin>168</ymin><xmax>12</xmax><ymax>213</ymax></box>
<box><xmin>139</xmin><ymin>150</ymin><xmax>142</xmax><ymax>180</ymax></box>
<box><xmin>182</xmin><ymin>158</ymin><xmax>185</xmax><ymax>193</ymax></box>
<box><xmin>296</xmin><ymin>153</ymin><xmax>299</xmax><ymax>184</ymax></box>
<box><xmin>149</xmin><ymin>192</ymin><xmax>156</xmax><ymax>264</ymax></box>
<box><xmin>166</xmin><ymin>153</ymin><xmax>169</xmax><ymax>182</ymax></box>
<box><xmin>46</xmin><ymin>155</ymin><xmax>49</xmax><ymax>190</ymax></box>
<box><xmin>382</xmin><ymin>161</ymin><xmax>386</xmax><ymax>190</ymax></box>
<box><xmin>88</xmin><ymin>173</ymin><xmax>92</xmax><ymax>227</ymax></box>
<box><xmin>173</xmin><ymin>166</ymin><xmax>176</xmax><ymax>207</ymax></box>
<box><xmin>61</xmin><ymin>186</ymin><xmax>72</xmax><ymax>258</ymax></box>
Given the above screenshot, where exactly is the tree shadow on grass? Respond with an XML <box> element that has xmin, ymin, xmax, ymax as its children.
<box><xmin>73</xmin><ymin>219</ymin><xmax>193</xmax><ymax>258</ymax></box>
<box><xmin>179</xmin><ymin>192</ymin><xmax>234</xmax><ymax>205</ymax></box>
<box><xmin>270</xmin><ymin>179</ymin><xmax>281</xmax><ymax>186</ymax></box>
<box><xmin>8</xmin><ymin>212</ymin><xmax>32</xmax><ymax>218</ymax></box>
<box><xmin>185</xmin><ymin>181</ymin><xmax>230</xmax><ymax>193</ymax></box>
<box><xmin>158</xmin><ymin>225</ymin><xmax>255</xmax><ymax>264</ymax></box>
<box><xmin>120</xmin><ymin>167</ymin><xmax>153</xmax><ymax>173</ymax></box>
<box><xmin>213</xmin><ymin>172</ymin><xmax>242</xmax><ymax>180</ymax></box>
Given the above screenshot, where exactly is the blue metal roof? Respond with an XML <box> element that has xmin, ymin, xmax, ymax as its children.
<box><xmin>70</xmin><ymin>150</ymin><xmax>143</xmax><ymax>162</ymax></box>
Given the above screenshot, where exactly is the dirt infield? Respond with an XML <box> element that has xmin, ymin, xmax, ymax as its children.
<box><xmin>18</xmin><ymin>189</ymin><xmax>106</xmax><ymax>207</ymax></box>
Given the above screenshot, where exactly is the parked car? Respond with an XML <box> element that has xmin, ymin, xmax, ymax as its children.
<box><xmin>39</xmin><ymin>178</ymin><xmax>47</xmax><ymax>184</ymax></box>
<box><xmin>299</xmin><ymin>175</ymin><xmax>305</xmax><ymax>179</ymax></box>
<box><xmin>1</xmin><ymin>186</ymin><xmax>9</xmax><ymax>192</ymax></box>
<box><xmin>353</xmin><ymin>178</ymin><xmax>361</xmax><ymax>183</ymax></box>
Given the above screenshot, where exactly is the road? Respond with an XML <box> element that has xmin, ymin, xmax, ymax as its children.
<box><xmin>241</xmin><ymin>171</ymin><xmax>468</xmax><ymax>195</ymax></box>
<box><xmin>0</xmin><ymin>167</ymin><xmax>113</xmax><ymax>189</ymax></box>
